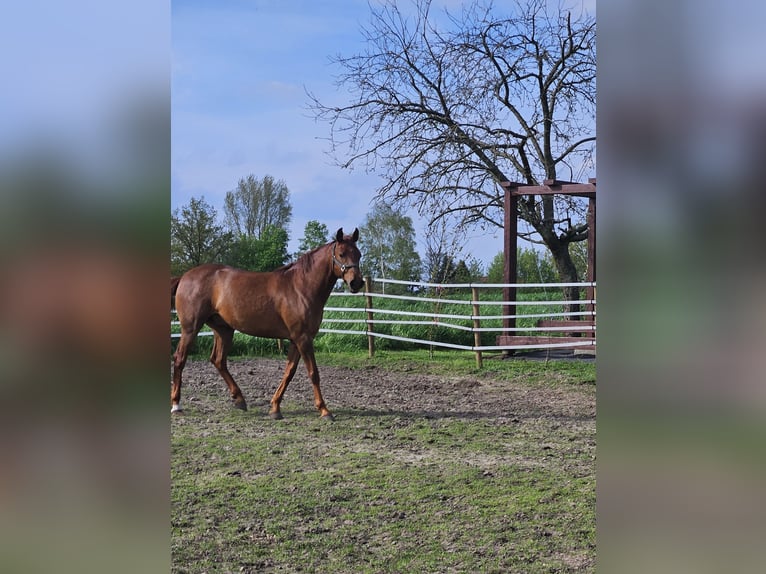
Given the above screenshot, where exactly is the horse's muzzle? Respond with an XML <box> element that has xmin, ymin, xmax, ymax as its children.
<box><xmin>349</xmin><ymin>276</ymin><xmax>364</xmax><ymax>293</ymax></box>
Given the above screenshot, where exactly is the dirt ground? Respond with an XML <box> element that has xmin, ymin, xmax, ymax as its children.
<box><xmin>175</xmin><ymin>357</ymin><xmax>595</xmax><ymax>423</ymax></box>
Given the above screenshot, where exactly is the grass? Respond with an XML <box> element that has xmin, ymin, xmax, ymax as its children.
<box><xmin>171</xmin><ymin>351</ymin><xmax>595</xmax><ymax>573</ymax></box>
<box><xmin>316</xmin><ymin>348</ymin><xmax>596</xmax><ymax>386</ymax></box>
<box><xmin>172</xmin><ymin>417</ymin><xmax>594</xmax><ymax>572</ymax></box>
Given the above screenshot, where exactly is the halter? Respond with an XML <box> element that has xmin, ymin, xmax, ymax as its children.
<box><xmin>331</xmin><ymin>241</ymin><xmax>360</xmax><ymax>274</ymax></box>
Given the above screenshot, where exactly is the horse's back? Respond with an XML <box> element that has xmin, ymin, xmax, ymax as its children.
<box><xmin>176</xmin><ymin>263</ymin><xmax>227</xmax><ymax>297</ymax></box>
<box><xmin>175</xmin><ymin>264</ymin><xmax>290</xmax><ymax>337</ymax></box>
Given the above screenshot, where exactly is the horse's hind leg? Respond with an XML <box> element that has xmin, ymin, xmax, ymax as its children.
<box><xmin>209</xmin><ymin>323</ymin><xmax>247</xmax><ymax>411</ymax></box>
<box><xmin>269</xmin><ymin>343</ymin><xmax>300</xmax><ymax>420</ymax></box>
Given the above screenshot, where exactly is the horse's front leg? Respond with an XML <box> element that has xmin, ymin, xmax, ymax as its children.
<box><xmin>297</xmin><ymin>338</ymin><xmax>333</xmax><ymax>420</ymax></box>
<box><xmin>269</xmin><ymin>344</ymin><xmax>300</xmax><ymax>420</ymax></box>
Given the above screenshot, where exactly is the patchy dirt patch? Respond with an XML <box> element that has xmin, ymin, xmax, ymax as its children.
<box><xmin>175</xmin><ymin>357</ymin><xmax>595</xmax><ymax>422</ymax></box>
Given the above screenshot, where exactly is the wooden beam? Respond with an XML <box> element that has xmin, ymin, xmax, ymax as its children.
<box><xmin>502</xmin><ymin>179</ymin><xmax>596</xmax><ymax>198</ymax></box>
<box><xmin>496</xmin><ymin>335</ymin><xmax>597</xmax><ymax>347</ymax></box>
<box><xmin>499</xmin><ymin>181</ymin><xmax>530</xmax><ymax>189</ymax></box>
<box><xmin>535</xmin><ymin>320</ymin><xmax>596</xmax><ymax>338</ymax></box>
<box><xmin>543</xmin><ymin>179</ymin><xmax>579</xmax><ymax>186</ymax></box>
<box><xmin>536</xmin><ymin>320</ymin><xmax>596</xmax><ymax>329</ymax></box>
<box><xmin>512</xmin><ymin>188</ymin><xmax>595</xmax><ymax>198</ymax></box>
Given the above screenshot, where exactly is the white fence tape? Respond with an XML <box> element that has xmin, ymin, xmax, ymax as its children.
<box><xmin>171</xmin><ymin>279</ymin><xmax>596</xmax><ymax>352</ymax></box>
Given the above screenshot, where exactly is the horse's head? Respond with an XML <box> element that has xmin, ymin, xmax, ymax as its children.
<box><xmin>332</xmin><ymin>228</ymin><xmax>364</xmax><ymax>293</ymax></box>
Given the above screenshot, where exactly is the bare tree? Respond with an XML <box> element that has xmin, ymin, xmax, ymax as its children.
<box><xmin>309</xmin><ymin>0</ymin><xmax>595</xmax><ymax>299</ymax></box>
<box><xmin>423</xmin><ymin>216</ymin><xmax>468</xmax><ymax>284</ymax></box>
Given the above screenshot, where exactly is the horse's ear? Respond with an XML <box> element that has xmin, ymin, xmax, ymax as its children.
<box><xmin>335</xmin><ymin>228</ymin><xmax>344</xmax><ymax>242</ymax></box>
<box><xmin>352</xmin><ymin>228</ymin><xmax>359</xmax><ymax>242</ymax></box>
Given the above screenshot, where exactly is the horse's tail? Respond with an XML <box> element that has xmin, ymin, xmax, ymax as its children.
<box><xmin>171</xmin><ymin>276</ymin><xmax>181</xmax><ymax>309</ymax></box>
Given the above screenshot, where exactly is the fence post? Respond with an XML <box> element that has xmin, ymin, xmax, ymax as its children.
<box><xmin>589</xmin><ymin>283</ymin><xmax>597</xmax><ymax>341</ymax></box>
<box><xmin>502</xmin><ymin>187</ymin><xmax>518</xmax><ymax>358</ymax></box>
<box><xmin>471</xmin><ymin>286</ymin><xmax>483</xmax><ymax>369</ymax></box>
<box><xmin>364</xmin><ymin>276</ymin><xmax>375</xmax><ymax>358</ymax></box>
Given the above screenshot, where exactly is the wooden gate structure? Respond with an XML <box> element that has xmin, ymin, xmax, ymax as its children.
<box><xmin>496</xmin><ymin>178</ymin><xmax>596</xmax><ymax>350</ymax></box>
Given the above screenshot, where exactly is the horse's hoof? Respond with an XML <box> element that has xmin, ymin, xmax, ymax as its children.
<box><xmin>321</xmin><ymin>413</ymin><xmax>335</xmax><ymax>422</ymax></box>
<box><xmin>269</xmin><ymin>411</ymin><xmax>284</xmax><ymax>420</ymax></box>
<box><xmin>233</xmin><ymin>401</ymin><xmax>248</xmax><ymax>411</ymax></box>
<box><xmin>171</xmin><ymin>404</ymin><xmax>183</xmax><ymax>414</ymax></box>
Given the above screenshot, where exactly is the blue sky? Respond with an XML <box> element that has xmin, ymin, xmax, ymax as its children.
<box><xmin>171</xmin><ymin>0</ymin><xmax>510</xmax><ymax>266</ymax></box>
<box><xmin>172</xmin><ymin>0</ymin><xmax>595</xmax><ymax>267</ymax></box>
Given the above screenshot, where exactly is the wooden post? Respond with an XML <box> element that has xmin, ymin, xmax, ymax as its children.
<box><xmin>586</xmin><ymin>195</ymin><xmax>596</xmax><ymax>319</ymax></box>
<box><xmin>471</xmin><ymin>286</ymin><xmax>483</xmax><ymax>369</ymax></box>
<box><xmin>503</xmin><ymin>185</ymin><xmax>518</xmax><ymax>355</ymax></box>
<box><xmin>364</xmin><ymin>276</ymin><xmax>375</xmax><ymax>358</ymax></box>
<box><xmin>587</xmin><ymin>181</ymin><xmax>597</xmax><ymax>343</ymax></box>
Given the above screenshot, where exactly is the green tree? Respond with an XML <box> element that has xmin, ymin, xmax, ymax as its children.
<box><xmin>428</xmin><ymin>254</ymin><xmax>458</xmax><ymax>284</ymax></box>
<box><xmin>224</xmin><ymin>225</ymin><xmax>289</xmax><ymax>272</ymax></box>
<box><xmin>518</xmin><ymin>248</ymin><xmax>557</xmax><ymax>286</ymax></box>
<box><xmin>569</xmin><ymin>239</ymin><xmax>589</xmax><ymax>282</ymax></box>
<box><xmin>223</xmin><ymin>174</ymin><xmax>292</xmax><ymax>239</ymax></box>
<box><xmin>424</xmin><ymin>217</ymin><xmax>467</xmax><ymax>284</ymax></box>
<box><xmin>486</xmin><ymin>247</ymin><xmax>557</xmax><ymax>290</ymax></box>
<box><xmin>358</xmin><ymin>203</ymin><xmax>422</xmax><ymax>292</ymax></box>
<box><xmin>297</xmin><ymin>220</ymin><xmax>330</xmax><ymax>255</ymax></box>
<box><xmin>428</xmin><ymin>255</ymin><xmax>483</xmax><ymax>286</ymax></box>
<box><xmin>487</xmin><ymin>251</ymin><xmax>505</xmax><ymax>284</ymax></box>
<box><xmin>171</xmin><ymin>196</ymin><xmax>232</xmax><ymax>275</ymax></box>
<box><xmin>465</xmin><ymin>257</ymin><xmax>484</xmax><ymax>281</ymax></box>
<box><xmin>453</xmin><ymin>260</ymin><xmax>472</xmax><ymax>284</ymax></box>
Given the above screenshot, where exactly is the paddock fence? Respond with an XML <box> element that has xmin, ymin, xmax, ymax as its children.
<box><xmin>172</xmin><ymin>276</ymin><xmax>595</xmax><ymax>367</ymax></box>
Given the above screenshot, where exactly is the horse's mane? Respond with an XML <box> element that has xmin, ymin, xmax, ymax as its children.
<box><xmin>276</xmin><ymin>241</ymin><xmax>330</xmax><ymax>274</ymax></box>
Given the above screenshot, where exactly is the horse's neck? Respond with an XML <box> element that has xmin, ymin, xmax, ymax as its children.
<box><xmin>300</xmin><ymin>244</ymin><xmax>337</xmax><ymax>301</ymax></box>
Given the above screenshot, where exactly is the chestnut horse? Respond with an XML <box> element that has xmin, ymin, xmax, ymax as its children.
<box><xmin>171</xmin><ymin>228</ymin><xmax>363</xmax><ymax>419</ymax></box>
